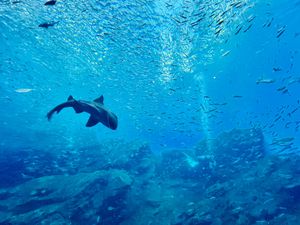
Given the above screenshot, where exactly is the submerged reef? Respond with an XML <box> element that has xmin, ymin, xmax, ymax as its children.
<box><xmin>0</xmin><ymin>128</ymin><xmax>300</xmax><ymax>224</ymax></box>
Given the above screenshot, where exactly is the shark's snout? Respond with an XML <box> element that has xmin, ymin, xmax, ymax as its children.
<box><xmin>109</xmin><ymin>114</ymin><xmax>118</xmax><ymax>130</ymax></box>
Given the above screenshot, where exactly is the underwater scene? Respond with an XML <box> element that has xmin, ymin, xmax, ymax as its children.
<box><xmin>1</xmin><ymin>0</ymin><xmax>300</xmax><ymax>224</ymax></box>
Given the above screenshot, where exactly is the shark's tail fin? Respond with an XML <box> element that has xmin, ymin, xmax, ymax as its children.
<box><xmin>46</xmin><ymin>109</ymin><xmax>56</xmax><ymax>121</ymax></box>
<box><xmin>46</xmin><ymin>103</ymin><xmax>67</xmax><ymax>121</ymax></box>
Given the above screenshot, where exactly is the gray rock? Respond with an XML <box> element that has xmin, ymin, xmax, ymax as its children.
<box><xmin>0</xmin><ymin>169</ymin><xmax>132</xmax><ymax>225</ymax></box>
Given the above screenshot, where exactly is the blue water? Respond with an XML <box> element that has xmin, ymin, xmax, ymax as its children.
<box><xmin>1</xmin><ymin>0</ymin><xmax>300</xmax><ymax>224</ymax></box>
<box><xmin>1</xmin><ymin>0</ymin><xmax>299</xmax><ymax>151</ymax></box>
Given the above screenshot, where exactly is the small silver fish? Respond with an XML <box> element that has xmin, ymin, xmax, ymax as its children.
<box><xmin>15</xmin><ymin>88</ymin><xmax>33</xmax><ymax>93</ymax></box>
<box><xmin>256</xmin><ymin>79</ymin><xmax>275</xmax><ymax>84</ymax></box>
<box><xmin>221</xmin><ymin>50</ymin><xmax>231</xmax><ymax>57</ymax></box>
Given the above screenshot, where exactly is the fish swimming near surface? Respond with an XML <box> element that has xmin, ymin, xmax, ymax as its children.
<box><xmin>38</xmin><ymin>21</ymin><xmax>59</xmax><ymax>28</ymax></box>
<box><xmin>273</xmin><ymin>67</ymin><xmax>282</xmax><ymax>72</ymax></box>
<box><xmin>276</xmin><ymin>26</ymin><xmax>286</xmax><ymax>38</ymax></box>
<box><xmin>47</xmin><ymin>95</ymin><xmax>118</xmax><ymax>130</ymax></box>
<box><xmin>44</xmin><ymin>0</ymin><xmax>56</xmax><ymax>6</ymax></box>
<box><xmin>15</xmin><ymin>88</ymin><xmax>33</xmax><ymax>93</ymax></box>
<box><xmin>256</xmin><ymin>78</ymin><xmax>275</xmax><ymax>84</ymax></box>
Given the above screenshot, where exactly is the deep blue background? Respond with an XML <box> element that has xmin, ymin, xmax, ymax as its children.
<box><xmin>0</xmin><ymin>0</ymin><xmax>299</xmax><ymax>152</ymax></box>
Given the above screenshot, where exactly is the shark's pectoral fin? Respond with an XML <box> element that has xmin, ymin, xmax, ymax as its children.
<box><xmin>86</xmin><ymin>116</ymin><xmax>99</xmax><ymax>127</ymax></box>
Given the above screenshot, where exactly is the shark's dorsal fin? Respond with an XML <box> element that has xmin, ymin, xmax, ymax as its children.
<box><xmin>86</xmin><ymin>116</ymin><xmax>98</xmax><ymax>127</ymax></box>
<box><xmin>68</xmin><ymin>95</ymin><xmax>74</xmax><ymax>101</ymax></box>
<box><xmin>94</xmin><ymin>95</ymin><xmax>104</xmax><ymax>104</ymax></box>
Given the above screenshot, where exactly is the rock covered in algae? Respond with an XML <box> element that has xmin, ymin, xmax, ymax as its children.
<box><xmin>1</xmin><ymin>128</ymin><xmax>300</xmax><ymax>225</ymax></box>
<box><xmin>0</xmin><ymin>169</ymin><xmax>132</xmax><ymax>225</ymax></box>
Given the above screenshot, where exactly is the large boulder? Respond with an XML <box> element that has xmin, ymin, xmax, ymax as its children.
<box><xmin>157</xmin><ymin>128</ymin><xmax>265</xmax><ymax>182</ymax></box>
<box><xmin>195</xmin><ymin>128</ymin><xmax>265</xmax><ymax>162</ymax></box>
<box><xmin>0</xmin><ymin>140</ymin><xmax>154</xmax><ymax>188</ymax></box>
<box><xmin>0</xmin><ymin>169</ymin><xmax>132</xmax><ymax>225</ymax></box>
<box><xmin>156</xmin><ymin>149</ymin><xmax>208</xmax><ymax>180</ymax></box>
<box><xmin>194</xmin><ymin>128</ymin><xmax>265</xmax><ymax>183</ymax></box>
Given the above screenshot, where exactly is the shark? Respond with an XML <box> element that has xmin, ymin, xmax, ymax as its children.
<box><xmin>47</xmin><ymin>95</ymin><xmax>118</xmax><ymax>130</ymax></box>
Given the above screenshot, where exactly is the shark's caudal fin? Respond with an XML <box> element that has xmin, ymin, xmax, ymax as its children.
<box><xmin>94</xmin><ymin>95</ymin><xmax>104</xmax><ymax>104</ymax></box>
<box><xmin>86</xmin><ymin>116</ymin><xmax>99</xmax><ymax>127</ymax></box>
<box><xmin>46</xmin><ymin>109</ymin><xmax>55</xmax><ymax>121</ymax></box>
<box><xmin>46</xmin><ymin>103</ymin><xmax>66</xmax><ymax>121</ymax></box>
